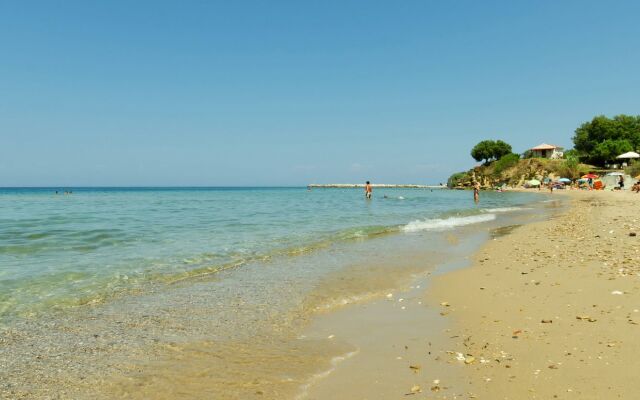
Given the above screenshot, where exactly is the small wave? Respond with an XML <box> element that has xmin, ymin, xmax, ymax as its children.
<box><xmin>402</xmin><ymin>214</ymin><xmax>496</xmax><ymax>233</ymax></box>
<box><xmin>482</xmin><ymin>207</ymin><xmax>527</xmax><ymax>213</ymax></box>
<box><xmin>311</xmin><ymin>293</ymin><xmax>380</xmax><ymax>313</ymax></box>
<box><xmin>295</xmin><ymin>349</ymin><xmax>360</xmax><ymax>400</ymax></box>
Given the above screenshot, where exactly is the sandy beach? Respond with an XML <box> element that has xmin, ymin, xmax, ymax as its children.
<box><xmin>297</xmin><ymin>189</ymin><xmax>640</xmax><ymax>400</ymax></box>
<box><xmin>3</xmin><ymin>1</ymin><xmax>639</xmax><ymax>398</ymax></box>
<box><xmin>429</xmin><ymin>190</ymin><xmax>640</xmax><ymax>399</ymax></box>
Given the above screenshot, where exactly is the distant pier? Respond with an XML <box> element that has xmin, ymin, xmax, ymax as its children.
<box><xmin>307</xmin><ymin>184</ymin><xmax>446</xmax><ymax>189</ymax></box>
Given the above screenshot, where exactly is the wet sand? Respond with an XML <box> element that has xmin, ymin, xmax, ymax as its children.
<box><xmin>298</xmin><ymin>209</ymin><xmax>550</xmax><ymax>399</ymax></box>
<box><xmin>301</xmin><ymin>262</ymin><xmax>467</xmax><ymax>400</ymax></box>
<box><xmin>430</xmin><ymin>190</ymin><xmax>640</xmax><ymax>399</ymax></box>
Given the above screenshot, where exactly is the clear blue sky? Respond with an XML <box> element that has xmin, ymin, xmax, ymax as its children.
<box><xmin>1</xmin><ymin>0</ymin><xmax>639</xmax><ymax>186</ymax></box>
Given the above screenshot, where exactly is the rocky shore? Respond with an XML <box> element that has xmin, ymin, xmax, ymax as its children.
<box><xmin>448</xmin><ymin>158</ymin><xmax>592</xmax><ymax>189</ymax></box>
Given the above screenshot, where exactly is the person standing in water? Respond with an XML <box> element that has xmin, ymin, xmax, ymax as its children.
<box><xmin>473</xmin><ymin>181</ymin><xmax>480</xmax><ymax>203</ymax></box>
<box><xmin>365</xmin><ymin>181</ymin><xmax>372</xmax><ymax>199</ymax></box>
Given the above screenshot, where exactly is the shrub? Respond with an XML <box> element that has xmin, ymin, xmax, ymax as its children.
<box><xmin>492</xmin><ymin>153</ymin><xmax>520</xmax><ymax>175</ymax></box>
<box><xmin>447</xmin><ymin>172</ymin><xmax>468</xmax><ymax>188</ymax></box>
<box><xmin>625</xmin><ymin>160</ymin><xmax>640</xmax><ymax>178</ymax></box>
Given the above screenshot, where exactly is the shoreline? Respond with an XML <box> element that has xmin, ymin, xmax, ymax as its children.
<box><xmin>294</xmin><ymin>199</ymin><xmax>556</xmax><ymax>399</ymax></box>
<box><xmin>298</xmin><ymin>233</ymin><xmax>484</xmax><ymax>399</ymax></box>
<box><xmin>429</xmin><ymin>190</ymin><xmax>640</xmax><ymax>398</ymax></box>
<box><xmin>0</xmin><ymin>191</ymin><xmax>549</xmax><ymax>400</ymax></box>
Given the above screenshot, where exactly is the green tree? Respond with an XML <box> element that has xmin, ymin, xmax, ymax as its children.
<box><xmin>590</xmin><ymin>139</ymin><xmax>633</xmax><ymax>165</ymax></box>
<box><xmin>471</xmin><ymin>139</ymin><xmax>513</xmax><ymax>164</ymax></box>
<box><xmin>471</xmin><ymin>140</ymin><xmax>495</xmax><ymax>164</ymax></box>
<box><xmin>573</xmin><ymin>115</ymin><xmax>640</xmax><ymax>165</ymax></box>
<box><xmin>493</xmin><ymin>140</ymin><xmax>513</xmax><ymax>159</ymax></box>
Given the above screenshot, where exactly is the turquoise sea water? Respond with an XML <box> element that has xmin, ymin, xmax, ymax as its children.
<box><xmin>0</xmin><ymin>187</ymin><xmax>540</xmax><ymax>319</ymax></box>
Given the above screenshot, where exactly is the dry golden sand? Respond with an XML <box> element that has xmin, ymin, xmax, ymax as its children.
<box><xmin>430</xmin><ymin>190</ymin><xmax>640</xmax><ymax>399</ymax></box>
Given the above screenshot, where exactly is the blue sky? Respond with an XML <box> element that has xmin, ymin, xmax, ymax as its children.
<box><xmin>1</xmin><ymin>0</ymin><xmax>639</xmax><ymax>186</ymax></box>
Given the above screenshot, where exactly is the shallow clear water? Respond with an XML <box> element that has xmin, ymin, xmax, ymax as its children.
<box><xmin>0</xmin><ymin>187</ymin><xmax>540</xmax><ymax>319</ymax></box>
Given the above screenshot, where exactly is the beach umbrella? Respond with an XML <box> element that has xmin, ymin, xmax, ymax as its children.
<box><xmin>616</xmin><ymin>151</ymin><xmax>640</xmax><ymax>159</ymax></box>
<box><xmin>582</xmin><ymin>173</ymin><xmax>599</xmax><ymax>179</ymax></box>
<box><xmin>558</xmin><ymin>178</ymin><xmax>572</xmax><ymax>183</ymax></box>
<box><xmin>528</xmin><ymin>179</ymin><xmax>541</xmax><ymax>186</ymax></box>
<box><xmin>606</xmin><ymin>172</ymin><xmax>625</xmax><ymax>176</ymax></box>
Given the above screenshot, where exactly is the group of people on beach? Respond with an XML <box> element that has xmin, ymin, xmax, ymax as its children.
<box><xmin>363</xmin><ymin>175</ymin><xmax>632</xmax><ymax>203</ymax></box>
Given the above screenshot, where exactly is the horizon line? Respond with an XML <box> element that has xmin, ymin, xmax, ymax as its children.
<box><xmin>0</xmin><ymin>184</ymin><xmax>441</xmax><ymax>189</ymax></box>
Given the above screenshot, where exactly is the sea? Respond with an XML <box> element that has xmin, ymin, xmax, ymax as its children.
<box><xmin>0</xmin><ymin>187</ymin><xmax>552</xmax><ymax>399</ymax></box>
<box><xmin>0</xmin><ymin>187</ymin><xmax>542</xmax><ymax>320</ymax></box>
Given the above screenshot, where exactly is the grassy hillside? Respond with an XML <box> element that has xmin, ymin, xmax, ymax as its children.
<box><xmin>448</xmin><ymin>158</ymin><xmax>593</xmax><ymax>189</ymax></box>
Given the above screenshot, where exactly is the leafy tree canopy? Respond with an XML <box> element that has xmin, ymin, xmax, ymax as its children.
<box><xmin>493</xmin><ymin>140</ymin><xmax>513</xmax><ymax>160</ymax></box>
<box><xmin>573</xmin><ymin>115</ymin><xmax>640</xmax><ymax>164</ymax></box>
<box><xmin>471</xmin><ymin>140</ymin><xmax>494</xmax><ymax>163</ymax></box>
<box><xmin>591</xmin><ymin>139</ymin><xmax>633</xmax><ymax>165</ymax></box>
<box><xmin>471</xmin><ymin>140</ymin><xmax>513</xmax><ymax>164</ymax></box>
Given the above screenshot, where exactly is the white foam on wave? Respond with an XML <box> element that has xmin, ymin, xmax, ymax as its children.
<box><xmin>313</xmin><ymin>293</ymin><xmax>379</xmax><ymax>312</ymax></box>
<box><xmin>295</xmin><ymin>349</ymin><xmax>360</xmax><ymax>400</ymax></box>
<box><xmin>482</xmin><ymin>207</ymin><xmax>528</xmax><ymax>213</ymax></box>
<box><xmin>402</xmin><ymin>213</ymin><xmax>496</xmax><ymax>233</ymax></box>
